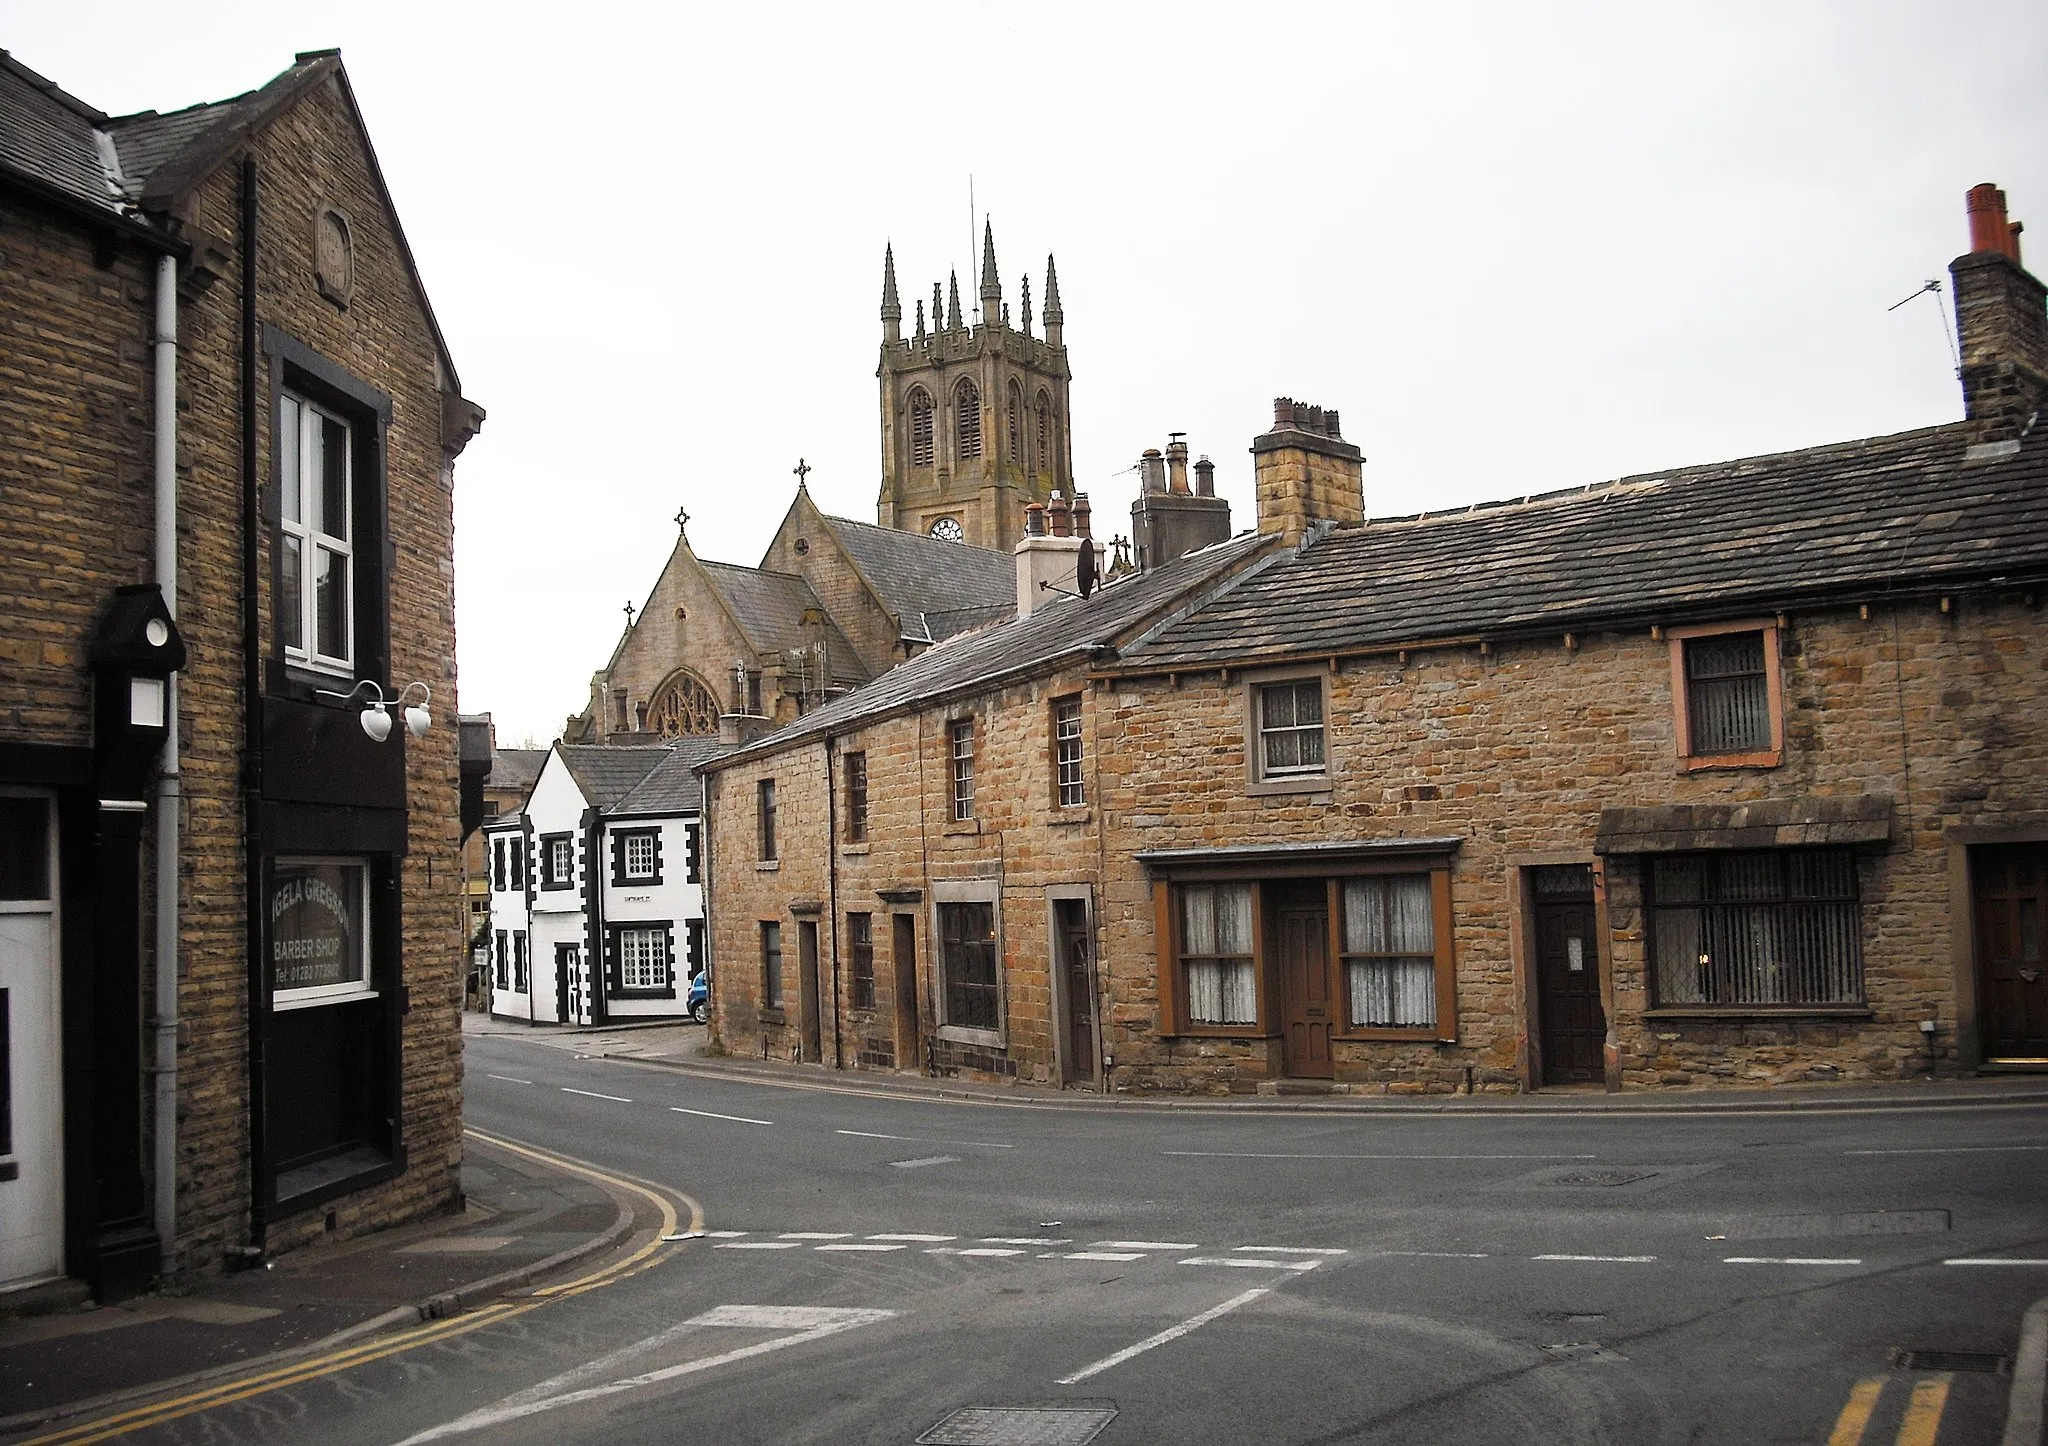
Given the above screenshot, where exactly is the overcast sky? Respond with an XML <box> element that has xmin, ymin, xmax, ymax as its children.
<box><xmin>12</xmin><ymin>2</ymin><xmax>2046</xmax><ymax>746</ymax></box>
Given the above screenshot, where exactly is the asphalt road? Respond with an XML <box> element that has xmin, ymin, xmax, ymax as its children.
<box><xmin>125</xmin><ymin>1036</ymin><xmax>2048</xmax><ymax>1445</ymax></box>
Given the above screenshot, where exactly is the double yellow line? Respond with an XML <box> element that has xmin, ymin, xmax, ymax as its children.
<box><xmin>20</xmin><ymin>1130</ymin><xmax>698</xmax><ymax>1446</ymax></box>
<box><xmin>1827</xmin><ymin>1374</ymin><xmax>1951</xmax><ymax>1446</ymax></box>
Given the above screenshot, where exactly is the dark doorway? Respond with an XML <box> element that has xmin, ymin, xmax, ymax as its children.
<box><xmin>1974</xmin><ymin>843</ymin><xmax>2048</xmax><ymax>1060</ymax></box>
<box><xmin>797</xmin><ymin>920</ymin><xmax>822</xmax><ymax>1063</ymax></box>
<box><xmin>555</xmin><ymin>944</ymin><xmax>574</xmax><ymax>1024</ymax></box>
<box><xmin>1531</xmin><ymin>865</ymin><xmax>1604</xmax><ymax>1086</ymax></box>
<box><xmin>892</xmin><ymin>913</ymin><xmax>921</xmax><ymax>1072</ymax></box>
<box><xmin>1274</xmin><ymin>882</ymin><xmax>1333</xmax><ymax>1079</ymax></box>
<box><xmin>1054</xmin><ymin>897</ymin><xmax>1095</xmax><ymax>1087</ymax></box>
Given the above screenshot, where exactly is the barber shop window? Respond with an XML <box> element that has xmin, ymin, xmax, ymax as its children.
<box><xmin>1647</xmin><ymin>848</ymin><xmax>1862</xmax><ymax>1008</ymax></box>
<box><xmin>270</xmin><ymin>859</ymin><xmax>372</xmax><ymax>1009</ymax></box>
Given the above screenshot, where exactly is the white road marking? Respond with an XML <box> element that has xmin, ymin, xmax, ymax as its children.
<box><xmin>836</xmin><ymin>1129</ymin><xmax>1014</xmax><ymax>1149</ymax></box>
<box><xmin>1096</xmin><ymin>1240</ymin><xmax>1198</xmax><ymax>1250</ymax></box>
<box><xmin>816</xmin><ymin>1243</ymin><xmax>905</xmax><ymax>1253</ymax></box>
<box><xmin>1533</xmin><ymin>1254</ymin><xmax>1658</xmax><ymax>1263</ymax></box>
<box><xmin>868</xmin><ymin>1233</ymin><xmax>956</xmax><ymax>1242</ymax></box>
<box><xmin>394</xmin><ymin>1306</ymin><xmax>894</xmax><ymax>1443</ymax></box>
<box><xmin>1181</xmin><ymin>1256</ymin><xmax>1320</xmax><ymax>1271</ymax></box>
<box><xmin>1946</xmin><ymin>1258</ymin><xmax>2048</xmax><ymax>1267</ymax></box>
<box><xmin>560</xmin><ymin>1087</ymin><xmax>631</xmax><ymax>1103</ymax></box>
<box><xmin>715</xmin><ymin>1241</ymin><xmax>803</xmax><ymax>1250</ymax></box>
<box><xmin>1164</xmin><ymin>1151</ymin><xmax>1597</xmax><ymax>1161</ymax></box>
<box><xmin>1847</xmin><ymin>1145</ymin><xmax>2048</xmax><ymax>1155</ymax></box>
<box><xmin>1382</xmin><ymin>1250</ymin><xmax>1491</xmax><ymax>1258</ymax></box>
<box><xmin>705</xmin><ymin>1230</ymin><xmax>749</xmax><ymax>1238</ymax></box>
<box><xmin>890</xmin><ymin>1156</ymin><xmax>959</xmax><ymax>1169</ymax></box>
<box><xmin>1723</xmin><ymin>1257</ymin><xmax>1862</xmax><ymax>1265</ymax></box>
<box><xmin>941</xmin><ymin>1247</ymin><xmax>1027</xmax><ymax>1257</ymax></box>
<box><xmin>1233</xmin><ymin>1246</ymin><xmax>1349</xmax><ymax>1256</ymax></box>
<box><xmin>1048</xmin><ymin>1250</ymin><xmax>1146</xmax><ymax>1262</ymax></box>
<box><xmin>483</xmin><ymin>1074</ymin><xmax>533</xmax><ymax>1085</ymax></box>
<box><xmin>982</xmin><ymin>1236</ymin><xmax>1071</xmax><ymax>1245</ymax></box>
<box><xmin>670</xmin><ymin>1105</ymin><xmax>774</xmax><ymax>1126</ymax></box>
<box><xmin>779</xmin><ymin>1232</ymin><xmax>853</xmax><ymax>1240</ymax></box>
<box><xmin>1057</xmin><ymin>1288</ymin><xmax>1270</xmax><ymax>1385</ymax></box>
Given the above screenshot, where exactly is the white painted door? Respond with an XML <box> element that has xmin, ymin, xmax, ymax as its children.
<box><xmin>0</xmin><ymin>793</ymin><xmax>62</xmax><ymax>1291</ymax></box>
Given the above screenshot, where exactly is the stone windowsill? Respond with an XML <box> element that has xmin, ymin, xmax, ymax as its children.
<box><xmin>755</xmin><ymin>860</ymin><xmax>780</xmax><ymax>872</ymax></box>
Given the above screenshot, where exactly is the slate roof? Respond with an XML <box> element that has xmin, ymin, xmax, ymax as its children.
<box><xmin>487</xmin><ymin>748</ymin><xmax>549</xmax><ymax>798</ymax></box>
<box><xmin>704</xmin><ymin>530</ymin><xmax>1273</xmax><ymax>770</ymax></box>
<box><xmin>701</xmin><ymin>562</ymin><xmax>869</xmax><ymax>686</ymax></box>
<box><xmin>612</xmin><ymin>736</ymin><xmax>734</xmax><ymax>816</ymax></box>
<box><xmin>555</xmin><ymin>744</ymin><xmax>670</xmax><ymax>810</ymax></box>
<box><xmin>822</xmin><ymin>516</ymin><xmax>1016</xmax><ymax>640</ymax></box>
<box><xmin>1117</xmin><ymin>423</ymin><xmax>2048</xmax><ymax>672</ymax></box>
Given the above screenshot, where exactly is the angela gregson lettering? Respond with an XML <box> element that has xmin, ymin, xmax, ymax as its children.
<box><xmin>271</xmin><ymin>862</ymin><xmax>364</xmax><ymax>994</ymax></box>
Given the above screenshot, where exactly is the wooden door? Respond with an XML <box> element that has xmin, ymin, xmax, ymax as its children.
<box><xmin>798</xmin><ymin>921</ymin><xmax>822</xmax><ymax>1063</ymax></box>
<box><xmin>1276</xmin><ymin>885</ymin><xmax>1333</xmax><ymax>1079</ymax></box>
<box><xmin>1975</xmin><ymin>843</ymin><xmax>2048</xmax><ymax>1059</ymax></box>
<box><xmin>891</xmin><ymin>914</ymin><xmax>921</xmax><ymax>1072</ymax></box>
<box><xmin>1535</xmin><ymin>895</ymin><xmax>1604</xmax><ymax>1085</ymax></box>
<box><xmin>1055</xmin><ymin>899</ymin><xmax>1095</xmax><ymax>1086</ymax></box>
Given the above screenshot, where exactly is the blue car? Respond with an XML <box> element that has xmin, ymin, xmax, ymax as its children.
<box><xmin>686</xmin><ymin>971</ymin><xmax>708</xmax><ymax>1024</ymax></box>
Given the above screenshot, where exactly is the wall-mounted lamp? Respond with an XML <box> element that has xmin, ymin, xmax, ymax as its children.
<box><xmin>316</xmin><ymin>679</ymin><xmax>433</xmax><ymax>742</ymax></box>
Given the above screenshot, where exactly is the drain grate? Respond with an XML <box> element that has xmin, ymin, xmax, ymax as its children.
<box><xmin>1552</xmin><ymin>1169</ymin><xmax>1659</xmax><ymax>1188</ymax></box>
<box><xmin>1891</xmin><ymin>1348</ymin><xmax>2011</xmax><ymax>1374</ymax></box>
<box><xmin>917</xmin><ymin>1406</ymin><xmax>1119</xmax><ymax>1446</ymax></box>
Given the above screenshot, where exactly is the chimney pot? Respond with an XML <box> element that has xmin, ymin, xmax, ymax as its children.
<box><xmin>1140</xmin><ymin>448</ymin><xmax>1167</xmax><ymax>494</ymax></box>
<box><xmin>1072</xmin><ymin>492</ymin><xmax>1092</xmax><ymax>538</ymax></box>
<box><xmin>1273</xmin><ymin>397</ymin><xmax>1296</xmax><ymax>428</ymax></box>
<box><xmin>1024</xmin><ymin>501</ymin><xmax>1046</xmax><ymax>537</ymax></box>
<box><xmin>1166</xmin><ymin>435</ymin><xmax>1191</xmax><ymax>494</ymax></box>
<box><xmin>1968</xmin><ymin>182</ymin><xmax>2022</xmax><ymax>262</ymax></box>
<box><xmin>1047</xmin><ymin>491</ymin><xmax>1072</xmax><ymax>538</ymax></box>
<box><xmin>1193</xmin><ymin>455</ymin><xmax>1215</xmax><ymax>497</ymax></box>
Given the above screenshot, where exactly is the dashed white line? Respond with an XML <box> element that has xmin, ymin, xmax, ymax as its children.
<box><xmin>704</xmin><ymin>1230</ymin><xmax>749</xmax><ymax>1238</ymax></box>
<box><xmin>890</xmin><ymin>1156</ymin><xmax>959</xmax><ymax>1169</ymax></box>
<box><xmin>1181</xmin><ymin>1256</ymin><xmax>1320</xmax><ymax>1271</ymax></box>
<box><xmin>1096</xmin><ymin>1240</ymin><xmax>1198</xmax><ymax>1251</ymax></box>
<box><xmin>1533</xmin><ymin>1254</ymin><xmax>1658</xmax><ymax>1263</ymax></box>
<box><xmin>816</xmin><ymin>1243</ymin><xmax>905</xmax><ymax>1253</ymax></box>
<box><xmin>1724</xmin><ymin>1257</ymin><xmax>1862</xmax><ymax>1266</ymax></box>
<box><xmin>1382</xmin><ymin>1250</ymin><xmax>1491</xmax><ymax>1259</ymax></box>
<box><xmin>670</xmin><ymin>1105</ymin><xmax>774</xmax><ymax>1126</ymax></box>
<box><xmin>715</xmin><ymin>1241</ymin><xmax>802</xmax><ymax>1250</ymax></box>
<box><xmin>1163</xmin><ymin>1151</ymin><xmax>1598</xmax><ymax>1161</ymax></box>
<box><xmin>1847</xmin><ymin>1145</ymin><xmax>2048</xmax><ymax>1155</ymax></box>
<box><xmin>1946</xmin><ymin>1258</ymin><xmax>2048</xmax><ymax>1267</ymax></box>
<box><xmin>484</xmin><ymin>1074</ymin><xmax>533</xmax><ymax>1085</ymax></box>
<box><xmin>868</xmin><ymin>1233</ymin><xmax>956</xmax><ymax>1243</ymax></box>
<box><xmin>1048</xmin><ymin>1250</ymin><xmax>1146</xmax><ymax>1262</ymax></box>
<box><xmin>1234</xmin><ymin>1246</ymin><xmax>1349</xmax><ymax>1256</ymax></box>
<box><xmin>561</xmin><ymin>1087</ymin><xmax>631</xmax><ymax>1103</ymax></box>
<box><xmin>982</xmin><ymin>1236</ymin><xmax>1071</xmax><ymax>1246</ymax></box>
<box><xmin>1056</xmin><ymin>1288</ymin><xmax>1270</xmax><ymax>1386</ymax></box>
<box><xmin>836</xmin><ymin>1129</ymin><xmax>1013</xmax><ymax>1149</ymax></box>
<box><xmin>779</xmin><ymin>1232</ymin><xmax>853</xmax><ymax>1240</ymax></box>
<box><xmin>944</xmin><ymin>1247</ymin><xmax>1026</xmax><ymax>1258</ymax></box>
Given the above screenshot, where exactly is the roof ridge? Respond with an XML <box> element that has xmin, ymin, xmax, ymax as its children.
<box><xmin>0</xmin><ymin>49</ymin><xmax>110</xmax><ymax>123</ymax></box>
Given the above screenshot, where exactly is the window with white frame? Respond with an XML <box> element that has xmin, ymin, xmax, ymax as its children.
<box><xmin>540</xmin><ymin>833</ymin><xmax>574</xmax><ymax>889</ymax></box>
<box><xmin>1255</xmin><ymin>679</ymin><xmax>1325</xmax><ymax>780</ymax></box>
<box><xmin>618</xmin><ymin>830</ymin><xmax>659</xmax><ymax>884</ymax></box>
<box><xmin>270</xmin><ymin>858</ymin><xmax>372</xmax><ymax>1008</ymax></box>
<box><xmin>950</xmin><ymin>720</ymin><xmax>975</xmax><ymax>820</ymax></box>
<box><xmin>616</xmin><ymin>925</ymin><xmax>669</xmax><ymax>992</ymax></box>
<box><xmin>1179</xmin><ymin>884</ymin><xmax>1255</xmax><ymax>1025</ymax></box>
<box><xmin>1053</xmin><ymin>697</ymin><xmax>1084</xmax><ymax>807</ymax></box>
<box><xmin>1341</xmin><ymin>875</ymin><xmax>1437</xmax><ymax>1028</ymax></box>
<box><xmin>279</xmin><ymin>392</ymin><xmax>354</xmax><ymax>671</ymax></box>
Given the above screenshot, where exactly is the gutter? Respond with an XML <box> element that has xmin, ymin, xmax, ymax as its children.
<box><xmin>150</xmin><ymin>251</ymin><xmax>180</xmax><ymax>1279</ymax></box>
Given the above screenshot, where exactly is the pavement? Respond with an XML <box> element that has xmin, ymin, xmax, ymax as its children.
<box><xmin>2</xmin><ymin>1008</ymin><xmax>2042</xmax><ymax>1442</ymax></box>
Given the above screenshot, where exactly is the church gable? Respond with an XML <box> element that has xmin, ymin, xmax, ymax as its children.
<box><xmin>582</xmin><ymin>530</ymin><xmax>760</xmax><ymax>740</ymax></box>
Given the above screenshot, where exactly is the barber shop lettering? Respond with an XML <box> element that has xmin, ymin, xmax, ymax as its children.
<box><xmin>269</xmin><ymin>864</ymin><xmax>365</xmax><ymax>994</ymax></box>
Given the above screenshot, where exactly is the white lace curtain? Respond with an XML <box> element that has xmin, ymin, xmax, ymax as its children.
<box><xmin>1343</xmin><ymin>876</ymin><xmax>1436</xmax><ymax>1027</ymax></box>
<box><xmin>1182</xmin><ymin>884</ymin><xmax>1255</xmax><ymax>1025</ymax></box>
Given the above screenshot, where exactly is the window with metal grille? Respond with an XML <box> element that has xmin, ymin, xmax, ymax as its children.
<box><xmin>1684</xmin><ymin>631</ymin><xmax>1770</xmax><ymax>754</ymax></box>
<box><xmin>1179</xmin><ymin>883</ymin><xmax>1255</xmax><ymax>1025</ymax></box>
<box><xmin>844</xmin><ymin>751</ymin><xmax>868</xmax><ymax>843</ymax></box>
<box><xmin>950</xmin><ymin>720</ymin><xmax>975</xmax><ymax>820</ymax></box>
<box><xmin>761</xmin><ymin>921</ymin><xmax>783</xmax><ymax>1008</ymax></box>
<box><xmin>848</xmin><ymin>911</ymin><xmax>875</xmax><ymax>1010</ymax></box>
<box><xmin>617</xmin><ymin>926</ymin><xmax>668</xmax><ymax>991</ymax></box>
<box><xmin>909</xmin><ymin>389</ymin><xmax>934</xmax><ymax>467</ymax></box>
<box><xmin>1054</xmin><ymin>697</ymin><xmax>1084</xmax><ymax>807</ymax></box>
<box><xmin>1341</xmin><ymin>875</ymin><xmax>1437</xmax><ymax>1028</ymax></box>
<box><xmin>758</xmin><ymin>778</ymin><xmax>777</xmax><ymax>861</ymax></box>
<box><xmin>1257</xmin><ymin>680</ymin><xmax>1325</xmax><ymax>778</ymax></box>
<box><xmin>939</xmin><ymin>900</ymin><xmax>999</xmax><ymax>1030</ymax></box>
<box><xmin>956</xmin><ymin>379</ymin><xmax>982</xmax><ymax>460</ymax></box>
<box><xmin>1006</xmin><ymin>381</ymin><xmax>1022</xmax><ymax>461</ymax></box>
<box><xmin>1647</xmin><ymin>849</ymin><xmax>1863</xmax><ymax>1007</ymax></box>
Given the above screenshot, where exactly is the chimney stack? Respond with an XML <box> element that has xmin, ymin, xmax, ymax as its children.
<box><xmin>1167</xmin><ymin>434</ymin><xmax>1191</xmax><ymax>494</ymax></box>
<box><xmin>1015</xmin><ymin>498</ymin><xmax>1085</xmax><ymax>618</ymax></box>
<box><xmin>1130</xmin><ymin>434</ymin><xmax>1232</xmax><ymax>571</ymax></box>
<box><xmin>1951</xmin><ymin>183</ymin><xmax>2048</xmax><ymax>433</ymax></box>
<box><xmin>1251</xmin><ymin>397</ymin><xmax>1363</xmax><ymax>544</ymax></box>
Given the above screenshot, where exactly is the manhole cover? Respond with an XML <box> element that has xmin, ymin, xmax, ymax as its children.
<box><xmin>1553</xmin><ymin>1169</ymin><xmax>1660</xmax><ymax>1188</ymax></box>
<box><xmin>917</xmin><ymin>1405</ymin><xmax>1119</xmax><ymax>1446</ymax></box>
<box><xmin>1892</xmin><ymin>1348</ymin><xmax>2010</xmax><ymax>1374</ymax></box>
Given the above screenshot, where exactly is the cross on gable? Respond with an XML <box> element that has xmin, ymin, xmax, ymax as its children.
<box><xmin>793</xmin><ymin>458</ymin><xmax>811</xmax><ymax>487</ymax></box>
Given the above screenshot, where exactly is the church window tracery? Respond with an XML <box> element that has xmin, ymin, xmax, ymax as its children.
<box><xmin>647</xmin><ymin>668</ymin><xmax>722</xmax><ymax>737</ymax></box>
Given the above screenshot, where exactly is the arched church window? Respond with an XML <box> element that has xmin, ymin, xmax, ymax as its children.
<box><xmin>1006</xmin><ymin>381</ymin><xmax>1022</xmax><ymax>462</ymax></box>
<box><xmin>956</xmin><ymin>378</ymin><xmax>983</xmax><ymax>461</ymax></box>
<box><xmin>647</xmin><ymin>669</ymin><xmax>722</xmax><ymax>737</ymax></box>
<box><xmin>1034</xmin><ymin>391</ymin><xmax>1052</xmax><ymax>476</ymax></box>
<box><xmin>929</xmin><ymin>516</ymin><xmax>965</xmax><ymax>543</ymax></box>
<box><xmin>908</xmin><ymin>388</ymin><xmax>934</xmax><ymax>468</ymax></box>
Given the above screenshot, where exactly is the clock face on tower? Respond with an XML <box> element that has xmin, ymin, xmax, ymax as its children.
<box><xmin>928</xmin><ymin>517</ymin><xmax>964</xmax><ymax>543</ymax></box>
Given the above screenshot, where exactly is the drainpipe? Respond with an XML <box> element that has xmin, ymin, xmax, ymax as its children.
<box><xmin>240</xmin><ymin>158</ymin><xmax>269</xmax><ymax>1252</ymax></box>
<box><xmin>151</xmin><ymin>251</ymin><xmax>180</xmax><ymax>1279</ymax></box>
<box><xmin>824</xmin><ymin>735</ymin><xmax>841</xmax><ymax>1069</ymax></box>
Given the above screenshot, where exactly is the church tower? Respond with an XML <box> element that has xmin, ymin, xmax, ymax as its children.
<box><xmin>876</xmin><ymin>225</ymin><xmax>1073</xmax><ymax>551</ymax></box>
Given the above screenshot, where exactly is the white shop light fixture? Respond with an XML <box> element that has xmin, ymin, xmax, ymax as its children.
<box><xmin>315</xmin><ymin>679</ymin><xmax>433</xmax><ymax>742</ymax></box>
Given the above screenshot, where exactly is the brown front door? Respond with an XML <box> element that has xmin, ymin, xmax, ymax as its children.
<box><xmin>1532</xmin><ymin>868</ymin><xmax>1604</xmax><ymax>1086</ymax></box>
<box><xmin>892</xmin><ymin>913</ymin><xmax>921</xmax><ymax>1072</ymax></box>
<box><xmin>1975</xmin><ymin>843</ymin><xmax>2048</xmax><ymax>1059</ymax></box>
<box><xmin>1055</xmin><ymin>898</ymin><xmax>1095</xmax><ymax>1086</ymax></box>
<box><xmin>1276</xmin><ymin>884</ymin><xmax>1333</xmax><ymax>1078</ymax></box>
<box><xmin>797</xmin><ymin>920</ymin><xmax>821</xmax><ymax>1063</ymax></box>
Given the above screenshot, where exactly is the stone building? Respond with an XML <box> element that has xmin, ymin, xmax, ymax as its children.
<box><xmin>698</xmin><ymin>184</ymin><xmax>2046</xmax><ymax>1096</ymax></box>
<box><xmin>0</xmin><ymin>50</ymin><xmax>481</xmax><ymax>1297</ymax></box>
